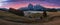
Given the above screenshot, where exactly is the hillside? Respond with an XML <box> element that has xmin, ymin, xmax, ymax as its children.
<box><xmin>0</xmin><ymin>11</ymin><xmax>60</xmax><ymax>25</ymax></box>
<box><xmin>0</xmin><ymin>10</ymin><xmax>34</xmax><ymax>23</ymax></box>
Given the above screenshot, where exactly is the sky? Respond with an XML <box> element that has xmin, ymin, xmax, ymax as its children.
<box><xmin>0</xmin><ymin>0</ymin><xmax>60</xmax><ymax>9</ymax></box>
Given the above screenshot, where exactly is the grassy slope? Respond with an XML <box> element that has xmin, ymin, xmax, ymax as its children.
<box><xmin>0</xmin><ymin>11</ymin><xmax>34</xmax><ymax>23</ymax></box>
<box><xmin>0</xmin><ymin>11</ymin><xmax>60</xmax><ymax>25</ymax></box>
<box><xmin>0</xmin><ymin>11</ymin><xmax>25</xmax><ymax>19</ymax></box>
<box><xmin>0</xmin><ymin>11</ymin><xmax>44</xmax><ymax>23</ymax></box>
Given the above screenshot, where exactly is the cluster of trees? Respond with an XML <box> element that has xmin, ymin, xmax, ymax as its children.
<box><xmin>9</xmin><ymin>8</ymin><xmax>24</xmax><ymax>16</ymax></box>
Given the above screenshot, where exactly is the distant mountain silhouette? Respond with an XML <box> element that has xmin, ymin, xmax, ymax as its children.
<box><xmin>0</xmin><ymin>8</ymin><xmax>8</xmax><ymax>11</ymax></box>
<box><xmin>18</xmin><ymin>3</ymin><xmax>46</xmax><ymax>11</ymax></box>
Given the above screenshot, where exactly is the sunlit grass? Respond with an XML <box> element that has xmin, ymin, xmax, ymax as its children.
<box><xmin>0</xmin><ymin>11</ymin><xmax>60</xmax><ymax>23</ymax></box>
<box><xmin>0</xmin><ymin>11</ymin><xmax>43</xmax><ymax>23</ymax></box>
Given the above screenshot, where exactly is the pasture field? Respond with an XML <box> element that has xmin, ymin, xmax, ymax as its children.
<box><xmin>0</xmin><ymin>11</ymin><xmax>60</xmax><ymax>25</ymax></box>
